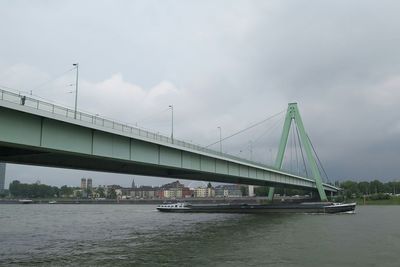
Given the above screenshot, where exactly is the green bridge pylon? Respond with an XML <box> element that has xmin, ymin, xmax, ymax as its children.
<box><xmin>267</xmin><ymin>103</ymin><xmax>328</xmax><ymax>202</ymax></box>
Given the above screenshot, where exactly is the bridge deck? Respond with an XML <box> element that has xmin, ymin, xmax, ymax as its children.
<box><xmin>0</xmin><ymin>88</ymin><xmax>338</xmax><ymax>192</ymax></box>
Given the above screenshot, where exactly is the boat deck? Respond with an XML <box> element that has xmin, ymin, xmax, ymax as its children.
<box><xmin>157</xmin><ymin>202</ymin><xmax>356</xmax><ymax>214</ymax></box>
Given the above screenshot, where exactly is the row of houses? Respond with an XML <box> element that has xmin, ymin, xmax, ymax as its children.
<box><xmin>73</xmin><ymin>179</ymin><xmax>243</xmax><ymax>199</ymax></box>
<box><xmin>114</xmin><ymin>180</ymin><xmax>243</xmax><ymax>199</ymax></box>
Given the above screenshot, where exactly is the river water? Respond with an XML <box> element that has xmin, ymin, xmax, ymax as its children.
<box><xmin>0</xmin><ymin>205</ymin><xmax>399</xmax><ymax>266</ymax></box>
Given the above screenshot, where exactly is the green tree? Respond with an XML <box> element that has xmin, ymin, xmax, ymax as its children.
<box><xmin>75</xmin><ymin>190</ymin><xmax>83</xmax><ymax>198</ymax></box>
<box><xmin>358</xmin><ymin>181</ymin><xmax>370</xmax><ymax>195</ymax></box>
<box><xmin>60</xmin><ymin>185</ymin><xmax>74</xmax><ymax>197</ymax></box>
<box><xmin>394</xmin><ymin>182</ymin><xmax>400</xmax><ymax>195</ymax></box>
<box><xmin>107</xmin><ymin>188</ymin><xmax>117</xmax><ymax>199</ymax></box>
<box><xmin>9</xmin><ymin>180</ymin><xmax>57</xmax><ymax>198</ymax></box>
<box><xmin>96</xmin><ymin>187</ymin><xmax>106</xmax><ymax>198</ymax></box>
<box><xmin>85</xmin><ymin>188</ymin><xmax>92</xmax><ymax>199</ymax></box>
<box><xmin>240</xmin><ymin>186</ymin><xmax>248</xmax><ymax>196</ymax></box>
<box><xmin>384</xmin><ymin>182</ymin><xmax>400</xmax><ymax>195</ymax></box>
<box><xmin>9</xmin><ymin>180</ymin><xmax>22</xmax><ymax>197</ymax></box>
<box><xmin>255</xmin><ymin>186</ymin><xmax>269</xmax><ymax>196</ymax></box>
<box><xmin>0</xmin><ymin>190</ymin><xmax>9</xmax><ymax>198</ymax></box>
<box><xmin>340</xmin><ymin>180</ymin><xmax>359</xmax><ymax>198</ymax></box>
<box><xmin>370</xmin><ymin>180</ymin><xmax>384</xmax><ymax>194</ymax></box>
<box><xmin>52</xmin><ymin>186</ymin><xmax>60</xmax><ymax>197</ymax></box>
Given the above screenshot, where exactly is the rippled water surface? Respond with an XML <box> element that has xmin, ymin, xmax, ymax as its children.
<box><xmin>1</xmin><ymin>205</ymin><xmax>400</xmax><ymax>266</ymax></box>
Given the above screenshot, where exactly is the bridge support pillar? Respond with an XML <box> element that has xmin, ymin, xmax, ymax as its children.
<box><xmin>0</xmin><ymin>163</ymin><xmax>5</xmax><ymax>192</ymax></box>
<box><xmin>248</xmin><ymin>185</ymin><xmax>255</xmax><ymax>197</ymax></box>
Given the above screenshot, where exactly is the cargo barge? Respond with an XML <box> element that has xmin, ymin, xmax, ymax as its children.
<box><xmin>157</xmin><ymin>202</ymin><xmax>356</xmax><ymax>214</ymax></box>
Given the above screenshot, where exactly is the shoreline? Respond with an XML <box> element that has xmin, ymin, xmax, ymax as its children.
<box><xmin>0</xmin><ymin>197</ymin><xmax>264</xmax><ymax>205</ymax></box>
<box><xmin>0</xmin><ymin>196</ymin><xmax>309</xmax><ymax>205</ymax></box>
<box><xmin>2</xmin><ymin>197</ymin><xmax>399</xmax><ymax>205</ymax></box>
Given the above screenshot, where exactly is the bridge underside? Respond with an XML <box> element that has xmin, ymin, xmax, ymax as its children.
<box><xmin>0</xmin><ymin>142</ymin><xmax>321</xmax><ymax>191</ymax></box>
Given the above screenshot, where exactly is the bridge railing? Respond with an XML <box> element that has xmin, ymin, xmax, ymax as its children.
<box><xmin>0</xmin><ymin>88</ymin><xmax>235</xmax><ymax>155</ymax></box>
<box><xmin>0</xmin><ymin>87</ymin><xmax>337</xmax><ymax>189</ymax></box>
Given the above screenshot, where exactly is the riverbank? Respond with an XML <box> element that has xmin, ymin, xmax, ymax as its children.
<box><xmin>354</xmin><ymin>196</ymin><xmax>400</xmax><ymax>205</ymax></box>
<box><xmin>0</xmin><ymin>196</ymin><xmax>312</xmax><ymax>205</ymax></box>
<box><xmin>0</xmin><ymin>197</ymin><xmax>269</xmax><ymax>205</ymax></box>
<box><xmin>4</xmin><ymin>196</ymin><xmax>398</xmax><ymax>205</ymax></box>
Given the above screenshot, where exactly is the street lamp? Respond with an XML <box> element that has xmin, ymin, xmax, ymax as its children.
<box><xmin>73</xmin><ymin>63</ymin><xmax>79</xmax><ymax>119</ymax></box>
<box><xmin>217</xmin><ymin>126</ymin><xmax>222</xmax><ymax>153</ymax></box>
<box><xmin>169</xmin><ymin>105</ymin><xmax>174</xmax><ymax>143</ymax></box>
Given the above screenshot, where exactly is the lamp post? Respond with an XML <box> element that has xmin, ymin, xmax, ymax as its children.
<box><xmin>169</xmin><ymin>105</ymin><xmax>174</xmax><ymax>143</ymax></box>
<box><xmin>217</xmin><ymin>126</ymin><xmax>222</xmax><ymax>153</ymax></box>
<box><xmin>73</xmin><ymin>63</ymin><xmax>79</xmax><ymax>119</ymax></box>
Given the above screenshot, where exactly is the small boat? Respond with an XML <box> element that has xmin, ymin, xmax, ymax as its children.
<box><xmin>156</xmin><ymin>202</ymin><xmax>356</xmax><ymax>214</ymax></box>
<box><xmin>48</xmin><ymin>200</ymin><xmax>57</xmax><ymax>204</ymax></box>
<box><xmin>18</xmin><ymin>199</ymin><xmax>33</xmax><ymax>204</ymax></box>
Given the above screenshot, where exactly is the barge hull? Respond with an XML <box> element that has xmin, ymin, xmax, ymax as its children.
<box><xmin>157</xmin><ymin>203</ymin><xmax>356</xmax><ymax>214</ymax></box>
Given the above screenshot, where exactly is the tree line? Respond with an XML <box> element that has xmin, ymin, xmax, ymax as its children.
<box><xmin>9</xmin><ymin>180</ymin><xmax>60</xmax><ymax>198</ymax></box>
<box><xmin>7</xmin><ymin>180</ymin><xmax>116</xmax><ymax>199</ymax></box>
<box><xmin>339</xmin><ymin>180</ymin><xmax>400</xmax><ymax>198</ymax></box>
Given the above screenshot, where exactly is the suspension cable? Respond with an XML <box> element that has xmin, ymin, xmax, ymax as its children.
<box><xmin>205</xmin><ymin>110</ymin><xmax>285</xmax><ymax>148</ymax></box>
<box><xmin>307</xmin><ymin>135</ymin><xmax>331</xmax><ymax>183</ymax></box>
<box><xmin>230</xmin><ymin>114</ymin><xmax>283</xmax><ymax>158</ymax></box>
<box><xmin>30</xmin><ymin>67</ymin><xmax>76</xmax><ymax>92</ymax></box>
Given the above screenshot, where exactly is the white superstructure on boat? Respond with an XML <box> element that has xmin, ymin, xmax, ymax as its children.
<box><xmin>157</xmin><ymin>202</ymin><xmax>191</xmax><ymax>211</ymax></box>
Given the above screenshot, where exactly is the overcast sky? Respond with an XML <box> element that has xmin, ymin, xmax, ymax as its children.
<box><xmin>1</xmin><ymin>0</ymin><xmax>400</xmax><ymax>188</ymax></box>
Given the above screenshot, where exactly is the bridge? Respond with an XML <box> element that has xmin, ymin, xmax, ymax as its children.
<box><xmin>0</xmin><ymin>88</ymin><xmax>339</xmax><ymax>201</ymax></box>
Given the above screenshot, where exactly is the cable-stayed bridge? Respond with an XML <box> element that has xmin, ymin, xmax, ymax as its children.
<box><xmin>0</xmin><ymin>88</ymin><xmax>339</xmax><ymax>201</ymax></box>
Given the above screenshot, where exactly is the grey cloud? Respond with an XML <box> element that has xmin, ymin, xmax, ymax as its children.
<box><xmin>1</xmin><ymin>0</ymin><xmax>400</xmax><ymax>188</ymax></box>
